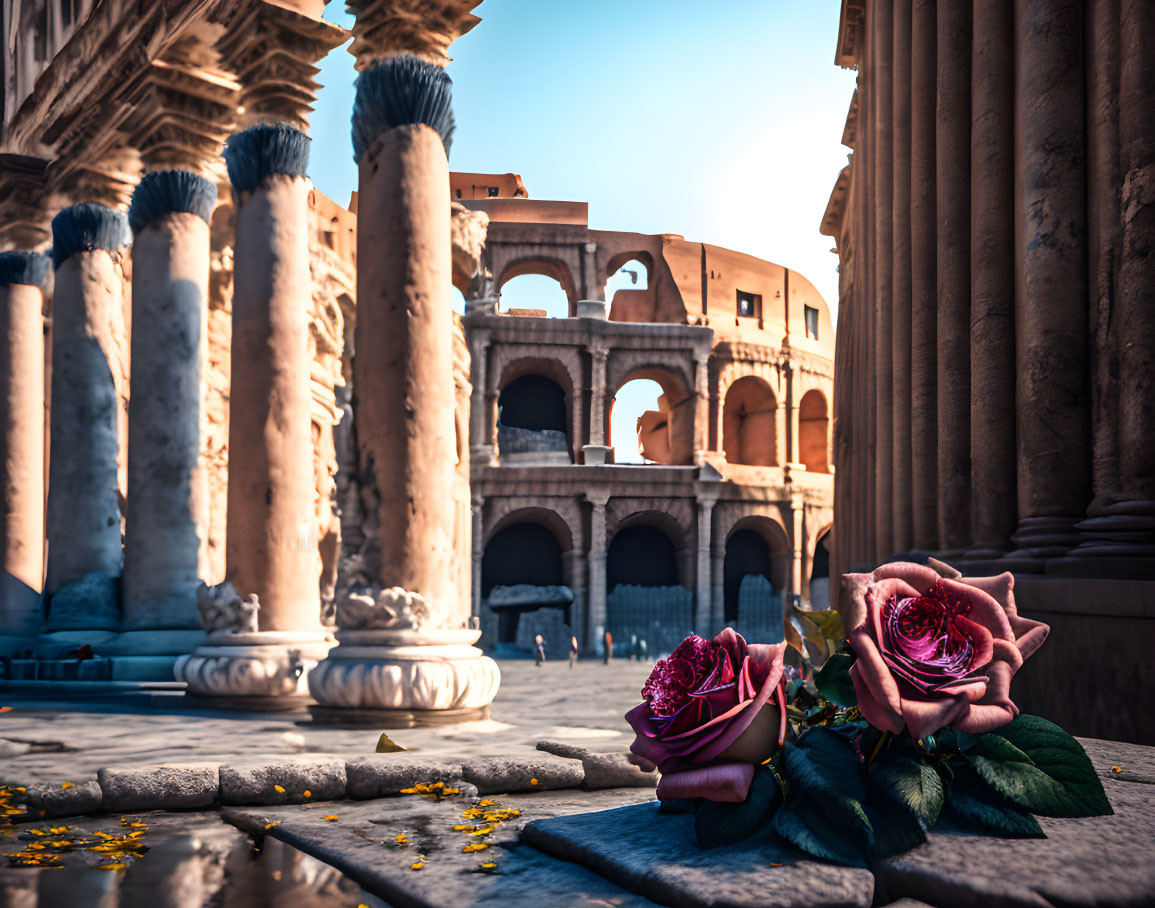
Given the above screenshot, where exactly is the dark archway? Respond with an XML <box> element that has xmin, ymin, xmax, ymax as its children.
<box><xmin>723</xmin><ymin>519</ymin><xmax>790</xmax><ymax>643</ymax></box>
<box><xmin>497</xmin><ymin>374</ymin><xmax>571</xmax><ymax>464</ymax></box>
<box><xmin>607</xmin><ymin>525</ymin><xmax>678</xmax><ymax>590</ymax></box>
<box><xmin>606</xmin><ymin>523</ymin><xmax>690</xmax><ymax>657</ymax></box>
<box><xmin>809</xmin><ymin>527</ymin><xmax>832</xmax><ymax>610</ymax></box>
<box><xmin>723</xmin><ymin>529</ymin><xmax>773</xmax><ymax>624</ymax></box>
<box><xmin>482</xmin><ymin>522</ymin><xmax>565</xmax><ymax>644</ymax></box>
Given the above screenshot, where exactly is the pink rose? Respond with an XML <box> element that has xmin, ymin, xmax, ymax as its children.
<box><xmin>840</xmin><ymin>562</ymin><xmax>1049</xmax><ymax>740</ymax></box>
<box><xmin>625</xmin><ymin>629</ymin><xmax>787</xmax><ymax>801</ymax></box>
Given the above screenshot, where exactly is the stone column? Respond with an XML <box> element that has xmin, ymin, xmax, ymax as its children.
<box><xmin>470</xmin><ymin>493</ymin><xmax>484</xmax><ymax>628</ymax></box>
<box><xmin>119</xmin><ymin>172</ymin><xmax>216</xmax><ymax>667</ymax></box>
<box><xmin>588</xmin><ymin>345</ymin><xmax>608</xmax><ymax>448</ymax></box>
<box><xmin>581</xmin><ymin>241</ymin><xmax>605</xmax><ymax>307</ymax></box>
<box><xmin>1008</xmin><ymin>0</ymin><xmax>1090</xmax><ymax>560</ymax></box>
<box><xmin>711</xmin><ymin>535</ymin><xmax>726</xmax><ymax>630</ymax></box>
<box><xmin>562</xmin><ymin>548</ymin><xmax>586</xmax><ymax>654</ymax></box>
<box><xmin>175</xmin><ymin>125</ymin><xmax>333</xmax><ymax>705</ymax></box>
<box><xmin>468</xmin><ymin>328</ymin><xmax>494</xmax><ymax>463</ymax></box>
<box><xmin>873</xmin><ymin>0</ymin><xmax>895</xmax><ymax>561</ymax></box>
<box><xmin>308</xmin><ymin>57</ymin><xmax>498</xmax><ymax>721</ymax></box>
<box><xmin>694</xmin><ymin>495</ymin><xmax>716</xmax><ymax>635</ymax></box>
<box><xmin>891</xmin><ymin>0</ymin><xmax>914</xmax><ymax>555</ymax></box>
<box><xmin>936</xmin><ymin>0</ymin><xmax>972</xmax><ymax>555</ymax></box>
<box><xmin>693</xmin><ymin>353</ymin><xmax>710</xmax><ymax>461</ymax></box>
<box><xmin>43</xmin><ymin>204</ymin><xmax>131</xmax><ymax>641</ymax></box>
<box><xmin>586</xmin><ymin>490</ymin><xmax>609</xmax><ymax>653</ymax></box>
<box><xmin>790</xmin><ymin>495</ymin><xmax>805</xmax><ymax>599</ymax></box>
<box><xmin>967</xmin><ymin>0</ymin><xmax>1017</xmax><ymax>558</ymax></box>
<box><xmin>910</xmin><ymin>0</ymin><xmax>939</xmax><ymax>551</ymax></box>
<box><xmin>0</xmin><ymin>252</ymin><xmax>49</xmax><ymax>654</ymax></box>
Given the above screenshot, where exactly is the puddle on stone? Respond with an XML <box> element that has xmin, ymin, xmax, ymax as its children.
<box><xmin>0</xmin><ymin>812</ymin><xmax>380</xmax><ymax>907</ymax></box>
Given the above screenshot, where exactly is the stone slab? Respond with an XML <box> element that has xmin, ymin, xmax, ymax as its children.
<box><xmin>19</xmin><ymin>779</ymin><xmax>103</xmax><ymax>819</ymax></box>
<box><xmin>580</xmin><ymin>752</ymin><xmax>658</xmax><ymax>790</ymax></box>
<box><xmin>223</xmin><ymin>785</ymin><xmax>660</xmax><ymax>907</ymax></box>
<box><xmin>875</xmin><ymin>777</ymin><xmax>1155</xmax><ymax>908</ymax></box>
<box><xmin>462</xmin><ymin>754</ymin><xmax>584</xmax><ymax>794</ymax></box>
<box><xmin>522</xmin><ymin>801</ymin><xmax>874</xmax><ymax>908</ymax></box>
<box><xmin>345</xmin><ymin>755</ymin><xmax>463</xmax><ymax>800</ymax></box>
<box><xmin>98</xmin><ymin>763</ymin><xmax>219</xmax><ymax>812</ymax></box>
<box><xmin>219</xmin><ymin>758</ymin><xmax>346</xmax><ymax>805</ymax></box>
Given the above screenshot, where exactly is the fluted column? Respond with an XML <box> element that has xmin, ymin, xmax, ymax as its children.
<box><xmin>936</xmin><ymin>0</ymin><xmax>972</xmax><ymax>554</ymax></box>
<box><xmin>694</xmin><ymin>495</ymin><xmax>716</xmax><ymax>635</ymax></box>
<box><xmin>968</xmin><ymin>0</ymin><xmax>1017</xmax><ymax>557</ymax></box>
<box><xmin>873</xmin><ymin>0</ymin><xmax>895</xmax><ymax>561</ymax></box>
<box><xmin>0</xmin><ymin>252</ymin><xmax>49</xmax><ymax>653</ymax></box>
<box><xmin>308</xmin><ymin>57</ymin><xmax>498</xmax><ymax>721</ymax></box>
<box><xmin>891</xmin><ymin>0</ymin><xmax>913</xmax><ymax>556</ymax></box>
<box><xmin>121</xmin><ymin>172</ymin><xmax>216</xmax><ymax>652</ymax></box>
<box><xmin>586</xmin><ymin>490</ymin><xmax>609</xmax><ymax>653</ymax></box>
<box><xmin>44</xmin><ymin>204</ymin><xmax>131</xmax><ymax>637</ymax></box>
<box><xmin>910</xmin><ymin>0</ymin><xmax>938</xmax><ymax>551</ymax></box>
<box><xmin>1008</xmin><ymin>0</ymin><xmax>1090</xmax><ymax>559</ymax></box>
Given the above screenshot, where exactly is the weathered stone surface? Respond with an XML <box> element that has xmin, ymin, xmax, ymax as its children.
<box><xmin>219</xmin><ymin>758</ymin><xmax>345</xmax><ymax>805</ymax></box>
<box><xmin>537</xmin><ymin>740</ymin><xmax>588</xmax><ymax>760</ymax></box>
<box><xmin>44</xmin><ymin>572</ymin><xmax>119</xmax><ymax>631</ymax></box>
<box><xmin>344</xmin><ymin>755</ymin><xmax>463</xmax><ymax>800</ymax></box>
<box><xmin>487</xmin><ymin>584</ymin><xmax>574</xmax><ymax>608</ymax></box>
<box><xmin>1079</xmin><ymin>736</ymin><xmax>1155</xmax><ymax>784</ymax></box>
<box><xmin>0</xmin><ymin>739</ymin><xmax>31</xmax><ymax>757</ymax></box>
<box><xmin>462</xmin><ymin>754</ymin><xmax>584</xmax><ymax>794</ymax></box>
<box><xmin>21</xmin><ymin>780</ymin><xmax>103</xmax><ymax>818</ymax></box>
<box><xmin>522</xmin><ymin>801</ymin><xmax>874</xmax><ymax>907</ymax></box>
<box><xmin>875</xmin><ymin>777</ymin><xmax>1155</xmax><ymax>907</ymax></box>
<box><xmin>580</xmin><ymin>752</ymin><xmax>658</xmax><ymax>790</ymax></box>
<box><xmin>98</xmin><ymin>763</ymin><xmax>219</xmax><ymax>812</ymax></box>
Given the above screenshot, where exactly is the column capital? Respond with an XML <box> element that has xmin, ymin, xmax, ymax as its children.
<box><xmin>584</xmin><ymin>241</ymin><xmax>598</xmax><ymax>254</ymax></box>
<box><xmin>347</xmin><ymin>0</ymin><xmax>482</xmax><ymax>70</ymax></box>
<box><xmin>585</xmin><ymin>489</ymin><xmax>611</xmax><ymax>509</ymax></box>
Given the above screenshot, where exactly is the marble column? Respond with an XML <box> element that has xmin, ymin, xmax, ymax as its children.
<box><xmin>44</xmin><ymin>204</ymin><xmax>131</xmax><ymax>639</ymax></box>
<box><xmin>873</xmin><ymin>0</ymin><xmax>895</xmax><ymax>562</ymax></box>
<box><xmin>936</xmin><ymin>0</ymin><xmax>972</xmax><ymax>554</ymax></box>
<box><xmin>588</xmin><ymin>345</ymin><xmax>608</xmax><ymax>448</ymax></box>
<box><xmin>120</xmin><ymin>171</ymin><xmax>216</xmax><ymax>662</ymax></box>
<box><xmin>175</xmin><ymin>125</ymin><xmax>333</xmax><ymax>704</ymax></box>
<box><xmin>0</xmin><ymin>252</ymin><xmax>49</xmax><ymax>654</ymax></box>
<box><xmin>694</xmin><ymin>496</ymin><xmax>716</xmax><ymax>635</ymax></box>
<box><xmin>967</xmin><ymin>0</ymin><xmax>1017</xmax><ymax>557</ymax></box>
<box><xmin>891</xmin><ymin>0</ymin><xmax>914</xmax><ymax>556</ymax></box>
<box><xmin>909</xmin><ymin>0</ymin><xmax>939</xmax><ymax>551</ymax></box>
<box><xmin>308</xmin><ymin>56</ymin><xmax>498</xmax><ymax>720</ymax></box>
<box><xmin>1008</xmin><ymin>0</ymin><xmax>1090</xmax><ymax>559</ymax></box>
<box><xmin>586</xmin><ymin>490</ymin><xmax>609</xmax><ymax>653</ymax></box>
<box><xmin>693</xmin><ymin>353</ymin><xmax>710</xmax><ymax>461</ymax></box>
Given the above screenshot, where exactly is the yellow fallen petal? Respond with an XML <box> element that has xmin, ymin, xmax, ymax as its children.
<box><xmin>478</xmin><ymin>799</ymin><xmax>495</xmax><ymax>807</ymax></box>
<box><xmin>1111</xmin><ymin>766</ymin><xmax>1123</xmax><ymax>773</ymax></box>
<box><xmin>470</xmin><ymin>825</ymin><xmax>495</xmax><ymax>836</ymax></box>
<box><xmin>529</xmin><ymin>778</ymin><xmax>539</xmax><ymax>786</ymax></box>
<box><xmin>462</xmin><ymin>842</ymin><xmax>490</xmax><ymax>853</ymax></box>
<box><xmin>399</xmin><ymin>787</ymin><xmax>419</xmax><ymax>794</ymax></box>
<box><xmin>394</xmin><ymin>833</ymin><xmax>408</xmax><ymax>845</ymax></box>
<box><xmin>303</xmin><ymin>790</ymin><xmax>312</xmax><ymax>798</ymax></box>
<box><xmin>375</xmin><ymin>732</ymin><xmax>407</xmax><ymax>754</ymax></box>
<box><xmin>410</xmin><ymin>861</ymin><xmax>424</xmax><ymax>871</ymax></box>
<box><xmin>264</xmin><ymin>822</ymin><xmax>280</xmax><ymax>830</ymax></box>
<box><xmin>452</xmin><ymin>825</ymin><xmax>474</xmax><ymax>832</ymax></box>
<box><xmin>274</xmin><ymin>785</ymin><xmax>286</xmax><ymax>793</ymax></box>
<box><xmin>95</xmin><ymin>863</ymin><xmax>127</xmax><ymax>872</ymax></box>
<box><xmin>480</xmin><ymin>861</ymin><xmax>498</xmax><ymax>870</ymax></box>
<box><xmin>60</xmin><ymin>783</ymin><xmax>73</xmax><ymax>790</ymax></box>
<box><xmin>321</xmin><ymin>815</ymin><xmax>338</xmax><ymax>822</ymax></box>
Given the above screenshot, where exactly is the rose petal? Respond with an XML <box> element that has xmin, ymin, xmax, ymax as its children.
<box><xmin>656</xmin><ymin>763</ymin><xmax>755</xmax><ymax>803</ymax></box>
<box><xmin>955</xmin><ymin>654</ymin><xmax>1020</xmax><ymax>734</ymax></box>
<box><xmin>849</xmin><ymin>627</ymin><xmax>905</xmax><ymax>717</ymax></box>
<box><xmin>939</xmin><ymin>578</ymin><xmax>1014</xmax><ymax>641</ymax></box>
<box><xmin>850</xmin><ymin>660</ymin><xmax>904</xmax><ymax>733</ymax></box>
<box><xmin>872</xmin><ymin>562</ymin><xmax>942</xmax><ymax>594</ymax></box>
<box><xmin>838</xmin><ymin>573</ymin><xmax>873</xmax><ymax>632</ymax></box>
<box><xmin>900</xmin><ymin>694</ymin><xmax>970</xmax><ymax>740</ymax></box>
<box><xmin>960</xmin><ymin>572</ymin><xmax>1014</xmax><ymax>610</ymax></box>
<box><xmin>952</xmin><ymin>615</ymin><xmax>995</xmax><ymax>669</ymax></box>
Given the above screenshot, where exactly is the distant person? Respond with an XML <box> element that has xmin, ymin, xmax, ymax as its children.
<box><xmin>569</xmin><ymin>635</ymin><xmax>579</xmax><ymax>668</ymax></box>
<box><xmin>638</xmin><ymin>638</ymin><xmax>648</xmax><ymax>662</ymax></box>
<box><xmin>534</xmin><ymin>634</ymin><xmax>546</xmax><ymax>666</ymax></box>
<box><xmin>603</xmin><ymin>630</ymin><xmax>613</xmax><ymax>664</ymax></box>
<box><xmin>630</xmin><ymin>634</ymin><xmax>639</xmax><ymax>661</ymax></box>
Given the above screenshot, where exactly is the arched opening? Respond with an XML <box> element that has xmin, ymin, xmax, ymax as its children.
<box><xmin>723</xmin><ymin>376</ymin><xmax>778</xmax><ymax>466</ymax></box>
<box><xmin>482</xmin><ymin>521</ymin><xmax>571</xmax><ymax>651</ymax></box>
<box><xmin>497</xmin><ymin>374</ymin><xmax>571</xmax><ymax>465</ymax></box>
<box><xmin>723</xmin><ymin>519</ymin><xmax>790</xmax><ymax>642</ymax></box>
<box><xmin>604</xmin><ymin>252</ymin><xmax>655</xmax><ymax>322</ymax></box>
<box><xmin>450</xmin><ymin>284</ymin><xmax>466</xmax><ymax>315</ymax></box>
<box><xmin>496</xmin><ymin>260</ymin><xmax>577</xmax><ymax>318</ymax></box>
<box><xmin>606</xmin><ymin>522</ymin><xmax>691</xmax><ymax>657</ymax></box>
<box><xmin>799</xmin><ymin>389</ymin><xmax>830</xmax><ymax>473</ymax></box>
<box><xmin>609</xmin><ymin>379</ymin><xmax>663</xmax><ymax>464</ymax></box>
<box><xmin>809</xmin><ymin>527</ymin><xmax>831</xmax><ymax>610</ymax></box>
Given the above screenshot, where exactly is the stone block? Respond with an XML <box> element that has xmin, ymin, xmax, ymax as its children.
<box><xmin>581</xmin><ymin>444</ymin><xmax>612</xmax><ymax>465</ymax></box>
<box><xmin>98</xmin><ymin>763</ymin><xmax>219</xmax><ymax>812</ymax></box>
<box><xmin>536</xmin><ymin>740</ymin><xmax>588</xmax><ymax>760</ymax></box>
<box><xmin>21</xmin><ymin>780</ymin><xmax>103</xmax><ymax>819</ymax></box>
<box><xmin>344</xmin><ymin>755</ymin><xmax>463</xmax><ymax>800</ymax></box>
<box><xmin>577</xmin><ymin>299</ymin><xmax>607</xmax><ymax>319</ymax></box>
<box><xmin>110</xmin><ymin>655</ymin><xmax>181</xmax><ymax>681</ymax></box>
<box><xmin>44</xmin><ymin>572</ymin><xmax>119</xmax><ymax>631</ymax></box>
<box><xmin>219</xmin><ymin>759</ymin><xmax>346</xmax><ymax>805</ymax></box>
<box><xmin>580</xmin><ymin>752</ymin><xmax>658</xmax><ymax>790</ymax></box>
<box><xmin>461</xmin><ymin>754</ymin><xmax>584</xmax><ymax>794</ymax></box>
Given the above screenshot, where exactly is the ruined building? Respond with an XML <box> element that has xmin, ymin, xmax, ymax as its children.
<box><xmin>0</xmin><ymin>1</ymin><xmax>834</xmax><ymax>712</ymax></box>
<box><xmin>821</xmin><ymin>0</ymin><xmax>1155</xmax><ymax>744</ymax></box>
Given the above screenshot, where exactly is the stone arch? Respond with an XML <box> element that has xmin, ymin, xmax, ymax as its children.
<box><xmin>482</xmin><ymin>518</ymin><xmax>571</xmax><ymax>647</ymax></box>
<box><xmin>485</xmin><ymin>505</ymin><xmax>576</xmax><ymax>553</ymax></box>
<box><xmin>722</xmin><ymin>514</ymin><xmax>791</xmax><ymax>639</ymax></box>
<box><xmin>724</xmin><ymin>375</ymin><xmax>778</xmax><ymax>466</ymax></box>
<box><xmin>495</xmin><ymin>356</ymin><xmax>577</xmax><ymax>464</ymax></box>
<box><xmin>799</xmin><ymin>388</ymin><xmax>830</xmax><ymax>473</ymax></box>
<box><xmin>496</xmin><ymin>258</ymin><xmax>578</xmax><ymax>316</ymax></box>
<box><xmin>608</xmin><ymin>363</ymin><xmax>695</xmax><ymax>465</ymax></box>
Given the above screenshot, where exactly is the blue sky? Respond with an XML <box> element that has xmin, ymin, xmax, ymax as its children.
<box><xmin>308</xmin><ymin>1</ymin><xmax>856</xmax><ymax>461</ymax></box>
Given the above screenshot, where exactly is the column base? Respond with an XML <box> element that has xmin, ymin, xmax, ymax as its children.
<box><xmin>1005</xmin><ymin>516</ymin><xmax>1083</xmax><ymax>559</ymax></box>
<box><xmin>307</xmin><ymin>704</ymin><xmax>490</xmax><ymax>728</ymax></box>
<box><xmin>173</xmin><ymin>630</ymin><xmax>335</xmax><ymax>701</ymax></box>
<box><xmin>306</xmin><ymin>630</ymin><xmax>501</xmax><ymax>716</ymax></box>
<box><xmin>1069</xmin><ymin>500</ymin><xmax>1155</xmax><ymax>559</ymax></box>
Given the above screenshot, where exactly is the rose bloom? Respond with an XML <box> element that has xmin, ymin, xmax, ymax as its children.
<box><xmin>840</xmin><ymin>562</ymin><xmax>1049</xmax><ymax>739</ymax></box>
<box><xmin>625</xmin><ymin>629</ymin><xmax>787</xmax><ymax>802</ymax></box>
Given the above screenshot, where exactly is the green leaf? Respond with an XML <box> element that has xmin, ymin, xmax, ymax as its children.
<box><xmin>772</xmin><ymin>790</ymin><xmax>869</xmax><ymax>867</ymax></box>
<box><xmin>870</xmin><ymin>751</ymin><xmax>945</xmax><ymax>827</ymax></box>
<box><xmin>862</xmin><ymin>793</ymin><xmax>928</xmax><ymax>859</ymax></box>
<box><xmin>784</xmin><ymin>727</ymin><xmax>870</xmax><ymax>805</ymax></box>
<box><xmin>813</xmin><ymin>653</ymin><xmax>858</xmax><ymax>708</ymax></box>
<box><xmin>927</xmin><ymin>727</ymin><xmax>978</xmax><ymax>754</ymax></box>
<box><xmin>945</xmin><ymin>777</ymin><xmax>1045</xmax><ymax>837</ymax></box>
<box><xmin>984</xmin><ymin>714</ymin><xmax>1112</xmax><ymax>818</ymax></box>
<box><xmin>972</xmin><ymin>733</ymin><xmax>1033</xmax><ymax>765</ymax></box>
<box><xmin>801</xmin><ymin>609</ymin><xmax>847</xmax><ymax>645</ymax></box>
<box><xmin>694</xmin><ymin>767</ymin><xmax>783</xmax><ymax>849</ymax></box>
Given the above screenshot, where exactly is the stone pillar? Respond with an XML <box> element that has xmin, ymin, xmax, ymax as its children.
<box><xmin>562</xmin><ymin>548</ymin><xmax>586</xmax><ymax>653</ymax></box>
<box><xmin>967</xmin><ymin>0</ymin><xmax>1017</xmax><ymax>557</ymax></box>
<box><xmin>909</xmin><ymin>0</ymin><xmax>939</xmax><ymax>551</ymax></box>
<box><xmin>0</xmin><ymin>252</ymin><xmax>49</xmax><ymax>654</ymax></box>
<box><xmin>1008</xmin><ymin>0</ymin><xmax>1090</xmax><ymax>560</ymax></box>
<box><xmin>891</xmin><ymin>0</ymin><xmax>913</xmax><ymax>556</ymax></box>
<box><xmin>586</xmin><ymin>490</ymin><xmax>609</xmax><ymax>653</ymax></box>
<box><xmin>936</xmin><ymin>0</ymin><xmax>972</xmax><ymax>554</ymax></box>
<box><xmin>176</xmin><ymin>125</ymin><xmax>333</xmax><ymax>705</ymax></box>
<box><xmin>581</xmin><ymin>241</ymin><xmax>605</xmax><ymax>308</ymax></box>
<box><xmin>588</xmin><ymin>344</ymin><xmax>608</xmax><ymax>449</ymax></box>
<box><xmin>873</xmin><ymin>0</ymin><xmax>895</xmax><ymax>561</ymax></box>
<box><xmin>470</xmin><ymin>493</ymin><xmax>483</xmax><ymax>628</ymax></box>
<box><xmin>43</xmin><ymin>204</ymin><xmax>131</xmax><ymax>639</ymax></box>
<box><xmin>120</xmin><ymin>172</ymin><xmax>216</xmax><ymax>665</ymax></box>
<box><xmin>790</xmin><ymin>495</ymin><xmax>805</xmax><ymax>598</ymax></box>
<box><xmin>468</xmin><ymin>328</ymin><xmax>494</xmax><ymax>463</ymax></box>
<box><xmin>307</xmin><ymin>56</ymin><xmax>498</xmax><ymax>721</ymax></box>
<box><xmin>693</xmin><ymin>353</ymin><xmax>710</xmax><ymax>461</ymax></box>
<box><xmin>694</xmin><ymin>496</ymin><xmax>716</xmax><ymax>635</ymax></box>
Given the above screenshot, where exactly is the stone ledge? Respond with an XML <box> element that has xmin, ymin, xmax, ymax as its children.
<box><xmin>462</xmin><ymin>754</ymin><xmax>585</xmax><ymax>794</ymax></box>
<box><xmin>98</xmin><ymin>763</ymin><xmax>219</xmax><ymax>812</ymax></box>
<box><xmin>218</xmin><ymin>758</ymin><xmax>346</xmax><ymax>805</ymax></box>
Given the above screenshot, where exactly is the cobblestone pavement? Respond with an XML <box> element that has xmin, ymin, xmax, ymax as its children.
<box><xmin>0</xmin><ymin>658</ymin><xmax>655</xmax><ymax>785</ymax></box>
